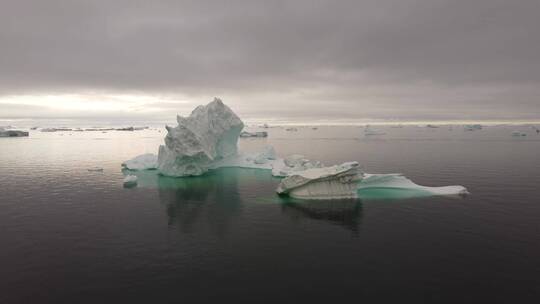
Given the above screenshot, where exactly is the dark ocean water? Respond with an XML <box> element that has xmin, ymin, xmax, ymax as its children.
<box><xmin>1</xmin><ymin>125</ymin><xmax>539</xmax><ymax>303</ymax></box>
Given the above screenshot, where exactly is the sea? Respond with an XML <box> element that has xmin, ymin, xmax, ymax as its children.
<box><xmin>1</xmin><ymin>124</ymin><xmax>539</xmax><ymax>303</ymax></box>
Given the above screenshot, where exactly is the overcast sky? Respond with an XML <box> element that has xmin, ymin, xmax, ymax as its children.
<box><xmin>1</xmin><ymin>0</ymin><xmax>539</xmax><ymax>123</ymax></box>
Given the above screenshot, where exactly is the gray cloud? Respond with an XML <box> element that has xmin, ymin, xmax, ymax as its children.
<box><xmin>0</xmin><ymin>0</ymin><xmax>539</xmax><ymax>121</ymax></box>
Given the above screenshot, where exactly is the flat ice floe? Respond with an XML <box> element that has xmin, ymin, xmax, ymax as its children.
<box><xmin>122</xmin><ymin>98</ymin><xmax>468</xmax><ymax>199</ymax></box>
<box><xmin>358</xmin><ymin>173</ymin><xmax>469</xmax><ymax>198</ymax></box>
<box><xmin>122</xmin><ymin>153</ymin><xmax>158</xmax><ymax>170</ymax></box>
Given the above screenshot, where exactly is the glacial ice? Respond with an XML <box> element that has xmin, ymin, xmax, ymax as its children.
<box><xmin>358</xmin><ymin>173</ymin><xmax>469</xmax><ymax>197</ymax></box>
<box><xmin>87</xmin><ymin>167</ymin><xmax>104</xmax><ymax>172</ymax></box>
<box><xmin>157</xmin><ymin>98</ymin><xmax>244</xmax><ymax>177</ymax></box>
<box><xmin>364</xmin><ymin>126</ymin><xmax>386</xmax><ymax>136</ymax></box>
<box><xmin>210</xmin><ymin>145</ymin><xmax>278</xmax><ymax>170</ymax></box>
<box><xmin>276</xmin><ymin>164</ymin><xmax>468</xmax><ymax>200</ymax></box>
<box><xmin>122</xmin><ymin>98</ymin><xmax>468</xmax><ymax>200</ymax></box>
<box><xmin>271</xmin><ymin>154</ymin><xmax>324</xmax><ymax>177</ymax></box>
<box><xmin>123</xmin><ymin>175</ymin><xmax>138</xmax><ymax>187</ymax></box>
<box><xmin>122</xmin><ymin>153</ymin><xmax>158</xmax><ymax>170</ymax></box>
<box><xmin>276</xmin><ymin>162</ymin><xmax>362</xmax><ymax>199</ymax></box>
<box><xmin>240</xmin><ymin>131</ymin><xmax>268</xmax><ymax>138</ymax></box>
<box><xmin>511</xmin><ymin>131</ymin><xmax>527</xmax><ymax>137</ymax></box>
<box><xmin>0</xmin><ymin>128</ymin><xmax>29</xmax><ymax>137</ymax></box>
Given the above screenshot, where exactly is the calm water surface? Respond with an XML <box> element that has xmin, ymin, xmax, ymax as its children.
<box><xmin>1</xmin><ymin>125</ymin><xmax>539</xmax><ymax>303</ymax></box>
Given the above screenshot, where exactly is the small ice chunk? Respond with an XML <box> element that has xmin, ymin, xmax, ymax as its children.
<box><xmin>364</xmin><ymin>126</ymin><xmax>386</xmax><ymax>136</ymax></box>
<box><xmin>464</xmin><ymin>124</ymin><xmax>482</xmax><ymax>131</ymax></box>
<box><xmin>87</xmin><ymin>167</ymin><xmax>104</xmax><ymax>172</ymax></box>
<box><xmin>511</xmin><ymin>131</ymin><xmax>526</xmax><ymax>137</ymax></box>
<box><xmin>284</xmin><ymin>154</ymin><xmax>306</xmax><ymax>167</ymax></box>
<box><xmin>240</xmin><ymin>131</ymin><xmax>268</xmax><ymax>138</ymax></box>
<box><xmin>123</xmin><ymin>175</ymin><xmax>138</xmax><ymax>187</ymax></box>
<box><xmin>122</xmin><ymin>153</ymin><xmax>158</xmax><ymax>170</ymax></box>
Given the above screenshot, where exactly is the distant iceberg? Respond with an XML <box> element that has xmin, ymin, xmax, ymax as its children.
<box><xmin>464</xmin><ymin>124</ymin><xmax>482</xmax><ymax>131</ymax></box>
<box><xmin>240</xmin><ymin>131</ymin><xmax>268</xmax><ymax>138</ymax></box>
<box><xmin>0</xmin><ymin>127</ymin><xmax>29</xmax><ymax>137</ymax></box>
<box><xmin>358</xmin><ymin>173</ymin><xmax>469</xmax><ymax>198</ymax></box>
<box><xmin>364</xmin><ymin>126</ymin><xmax>386</xmax><ymax>136</ymax></box>
<box><xmin>123</xmin><ymin>175</ymin><xmax>138</xmax><ymax>187</ymax></box>
<box><xmin>511</xmin><ymin>131</ymin><xmax>527</xmax><ymax>137</ymax></box>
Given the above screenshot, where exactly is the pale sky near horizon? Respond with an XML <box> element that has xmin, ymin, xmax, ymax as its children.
<box><xmin>1</xmin><ymin>0</ymin><xmax>539</xmax><ymax>122</ymax></box>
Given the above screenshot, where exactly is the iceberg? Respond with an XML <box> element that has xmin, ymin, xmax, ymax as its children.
<box><xmin>40</xmin><ymin>128</ymin><xmax>72</xmax><ymax>132</ymax></box>
<box><xmin>277</xmin><ymin>162</ymin><xmax>362</xmax><ymax>199</ymax></box>
<box><xmin>0</xmin><ymin>128</ymin><xmax>29</xmax><ymax>137</ymax></box>
<box><xmin>358</xmin><ymin>173</ymin><xmax>469</xmax><ymax>198</ymax></box>
<box><xmin>122</xmin><ymin>153</ymin><xmax>158</xmax><ymax>170</ymax></box>
<box><xmin>271</xmin><ymin>154</ymin><xmax>324</xmax><ymax>177</ymax></box>
<box><xmin>157</xmin><ymin>98</ymin><xmax>244</xmax><ymax>177</ymax></box>
<box><xmin>364</xmin><ymin>126</ymin><xmax>386</xmax><ymax>136</ymax></box>
<box><xmin>116</xmin><ymin>127</ymin><xmax>134</xmax><ymax>131</ymax></box>
<box><xmin>87</xmin><ymin>167</ymin><xmax>104</xmax><ymax>172</ymax></box>
<box><xmin>464</xmin><ymin>124</ymin><xmax>482</xmax><ymax>131</ymax></box>
<box><xmin>276</xmin><ymin>164</ymin><xmax>469</xmax><ymax>200</ymax></box>
<box><xmin>122</xmin><ymin>98</ymin><xmax>468</xmax><ymax>200</ymax></box>
<box><xmin>123</xmin><ymin>175</ymin><xmax>138</xmax><ymax>187</ymax></box>
<box><xmin>240</xmin><ymin>131</ymin><xmax>268</xmax><ymax>138</ymax></box>
<box><xmin>511</xmin><ymin>131</ymin><xmax>526</xmax><ymax>137</ymax></box>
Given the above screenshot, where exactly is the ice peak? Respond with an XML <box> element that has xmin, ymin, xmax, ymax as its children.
<box><xmin>157</xmin><ymin>98</ymin><xmax>244</xmax><ymax>177</ymax></box>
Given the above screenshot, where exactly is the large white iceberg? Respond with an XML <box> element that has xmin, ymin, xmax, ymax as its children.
<box><xmin>157</xmin><ymin>98</ymin><xmax>244</xmax><ymax>177</ymax></box>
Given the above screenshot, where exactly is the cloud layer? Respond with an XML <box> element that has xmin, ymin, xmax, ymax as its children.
<box><xmin>1</xmin><ymin>0</ymin><xmax>539</xmax><ymax>121</ymax></box>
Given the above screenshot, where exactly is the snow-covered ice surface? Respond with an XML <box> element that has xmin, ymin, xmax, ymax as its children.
<box><xmin>157</xmin><ymin>98</ymin><xmax>244</xmax><ymax>177</ymax></box>
<box><xmin>122</xmin><ymin>153</ymin><xmax>158</xmax><ymax>170</ymax></box>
